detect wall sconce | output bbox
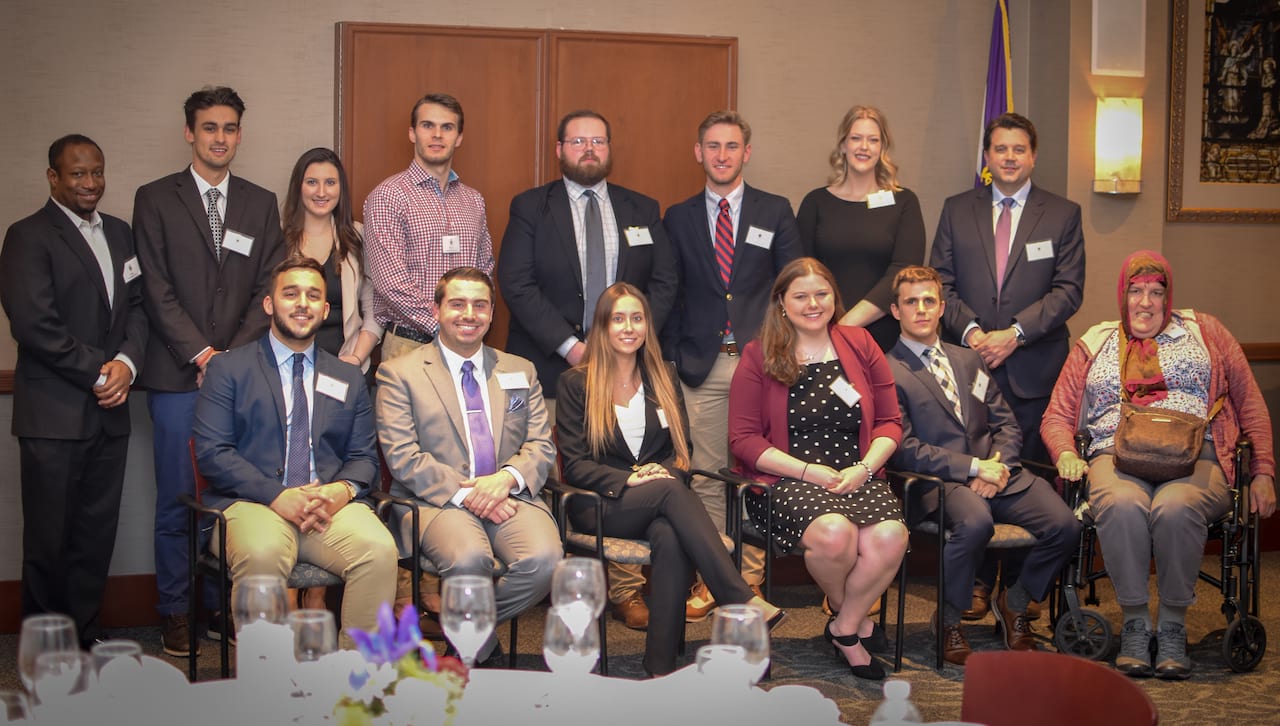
[1094,97,1142,194]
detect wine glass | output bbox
[234,574,289,632]
[0,691,32,722]
[440,575,496,668]
[287,609,337,662]
[551,557,605,621]
[17,614,77,695]
[696,643,748,679]
[32,651,94,705]
[91,639,143,674]
[711,603,770,686]
[542,604,600,675]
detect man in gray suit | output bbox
[376,267,561,661]
[887,266,1076,666]
[133,86,285,655]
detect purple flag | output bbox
[975,0,1013,187]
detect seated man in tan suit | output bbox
[376,267,561,662]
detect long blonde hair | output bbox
[759,258,846,387]
[579,283,689,470]
[826,105,902,191]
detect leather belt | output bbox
[387,322,434,344]
[720,342,739,356]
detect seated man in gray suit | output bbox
[376,266,561,662]
[886,265,1077,666]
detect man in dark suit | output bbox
[887,265,1077,665]
[497,109,678,405]
[376,267,561,663]
[133,86,285,655]
[193,257,395,648]
[1,135,149,648]
[929,112,1083,616]
[662,110,802,621]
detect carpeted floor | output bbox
[1,554,1275,724]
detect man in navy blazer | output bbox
[193,257,395,648]
[1,135,149,647]
[887,266,1076,665]
[497,109,678,404]
[661,111,802,620]
[133,86,286,655]
[929,113,1084,465]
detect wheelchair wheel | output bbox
[1053,608,1112,660]
[1224,615,1266,672]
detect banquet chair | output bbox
[960,650,1158,726]
[372,460,519,669]
[178,438,344,681]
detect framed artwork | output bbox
[1168,0,1280,223]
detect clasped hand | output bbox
[804,463,870,495]
[969,452,1010,499]
[270,481,350,534]
[627,463,671,487]
[462,471,518,523]
[967,328,1019,369]
[93,360,131,409]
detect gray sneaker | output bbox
[1115,619,1153,678]
[1154,622,1192,680]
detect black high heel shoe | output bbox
[824,620,886,681]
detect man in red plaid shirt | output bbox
[364,93,495,363]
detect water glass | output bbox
[696,643,749,681]
[17,614,77,695]
[551,557,606,619]
[0,691,31,722]
[542,603,600,675]
[91,639,143,674]
[711,603,770,685]
[32,651,94,705]
[287,609,338,662]
[440,575,496,668]
[234,574,289,632]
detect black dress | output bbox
[746,359,903,554]
[313,255,345,357]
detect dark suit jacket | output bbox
[133,169,285,392]
[1,200,148,439]
[661,185,802,387]
[496,179,678,394]
[555,364,691,499]
[192,335,377,512]
[888,340,1034,518]
[929,184,1084,399]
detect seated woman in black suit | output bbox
[555,282,784,677]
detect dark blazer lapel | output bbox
[104,219,132,318]
[223,176,250,240]
[175,171,218,261]
[1007,186,1047,277]
[547,182,584,292]
[727,186,761,289]
[44,202,111,309]
[688,194,720,291]
[256,337,289,447]
[611,188,635,281]
[947,346,980,437]
[423,343,467,445]
[310,353,338,449]
[969,188,999,288]
[895,341,962,426]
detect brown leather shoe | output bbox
[685,581,716,622]
[961,585,991,621]
[613,592,650,630]
[991,590,1037,651]
[1026,599,1043,621]
[931,612,972,666]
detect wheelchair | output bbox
[1050,433,1266,672]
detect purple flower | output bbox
[349,602,429,667]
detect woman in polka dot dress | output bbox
[729,257,908,680]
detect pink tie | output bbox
[994,197,1015,295]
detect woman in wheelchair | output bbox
[1042,250,1275,680]
[555,283,785,677]
[728,258,908,681]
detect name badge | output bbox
[441,234,461,254]
[222,229,255,257]
[744,226,774,249]
[1025,239,1054,261]
[656,408,669,429]
[1165,326,1187,341]
[316,373,349,402]
[971,370,990,400]
[122,256,142,283]
[866,190,896,209]
[624,226,654,247]
[829,376,862,408]
[496,371,530,390]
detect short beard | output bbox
[560,154,612,187]
[271,308,320,344]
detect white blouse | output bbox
[614,385,647,459]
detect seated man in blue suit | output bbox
[886,265,1077,665]
[194,256,396,648]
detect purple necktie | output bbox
[994,197,1015,295]
[286,353,310,487]
[461,361,497,477]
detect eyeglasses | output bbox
[562,137,610,149]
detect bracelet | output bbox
[801,463,809,481]
[852,461,873,480]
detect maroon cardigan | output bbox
[729,324,902,483]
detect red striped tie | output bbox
[714,198,734,335]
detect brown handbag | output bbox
[1113,397,1224,483]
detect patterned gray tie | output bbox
[582,189,605,332]
[926,347,964,423]
[206,188,224,261]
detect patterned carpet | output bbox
[1,554,1274,724]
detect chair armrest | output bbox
[886,469,946,529]
[543,478,603,544]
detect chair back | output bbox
[188,437,209,499]
[960,650,1158,726]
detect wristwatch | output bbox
[342,481,359,500]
